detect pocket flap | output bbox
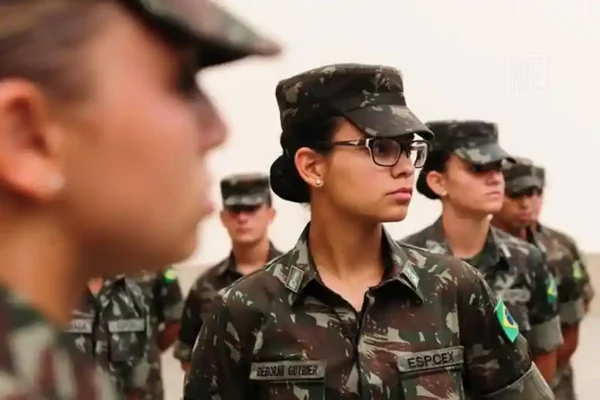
[398,346,464,373]
[250,360,326,381]
[107,318,145,333]
[68,319,93,334]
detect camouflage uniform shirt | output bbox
[402,219,563,355]
[129,268,184,400]
[173,244,282,363]
[183,224,554,399]
[66,277,151,398]
[0,284,118,399]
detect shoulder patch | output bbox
[164,268,178,282]
[546,277,558,303]
[495,301,519,343]
[573,261,584,281]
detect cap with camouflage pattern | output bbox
[425,120,515,165]
[275,63,433,140]
[503,156,543,194]
[128,0,280,68]
[533,165,546,188]
[220,173,271,207]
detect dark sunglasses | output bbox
[225,204,262,214]
[506,187,543,199]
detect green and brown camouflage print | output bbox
[130,268,184,400]
[173,245,282,363]
[67,277,151,398]
[0,284,118,400]
[220,173,272,207]
[275,64,433,140]
[424,120,515,165]
[183,224,553,399]
[402,219,563,356]
[503,157,544,195]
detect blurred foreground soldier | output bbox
[183,64,553,399]
[174,173,282,371]
[0,0,279,398]
[67,276,151,400]
[402,120,562,384]
[130,268,183,400]
[492,156,586,399]
[532,164,593,400]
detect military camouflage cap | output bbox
[127,0,280,68]
[503,156,543,194]
[275,63,433,140]
[425,120,515,165]
[220,173,271,207]
[533,165,546,188]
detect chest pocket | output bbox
[107,317,146,363]
[67,318,94,355]
[397,346,466,400]
[249,360,326,400]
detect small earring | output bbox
[315,178,322,187]
[48,173,65,192]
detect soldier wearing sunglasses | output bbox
[402,120,562,386]
[184,65,553,400]
[174,173,282,372]
[493,159,591,400]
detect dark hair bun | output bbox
[269,155,310,203]
[416,170,440,200]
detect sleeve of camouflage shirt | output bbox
[524,248,563,354]
[153,268,184,327]
[128,287,154,393]
[182,290,252,400]
[174,280,205,363]
[571,243,595,305]
[458,262,554,399]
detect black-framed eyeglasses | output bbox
[326,138,429,168]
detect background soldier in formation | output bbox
[492,156,586,399]
[183,64,553,399]
[401,120,562,383]
[174,173,282,372]
[130,268,183,400]
[0,0,279,398]
[67,276,151,399]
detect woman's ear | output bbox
[294,147,326,189]
[426,170,447,197]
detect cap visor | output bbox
[507,176,543,193]
[454,142,516,165]
[344,105,434,140]
[141,0,281,68]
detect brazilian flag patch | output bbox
[164,268,178,283]
[546,277,558,303]
[573,261,583,281]
[495,301,519,343]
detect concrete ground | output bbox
[163,254,600,399]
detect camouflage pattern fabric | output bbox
[0,284,118,399]
[220,173,271,207]
[183,224,554,399]
[129,268,184,400]
[275,63,433,140]
[503,156,544,194]
[173,244,282,363]
[402,219,563,356]
[127,0,280,68]
[66,277,151,397]
[424,120,515,165]
[533,165,546,188]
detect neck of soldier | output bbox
[232,236,271,275]
[0,209,87,327]
[308,201,384,282]
[441,205,490,259]
[491,216,527,239]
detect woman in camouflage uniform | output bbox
[0,0,279,398]
[184,64,553,400]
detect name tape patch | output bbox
[250,360,326,381]
[107,318,145,333]
[398,346,464,373]
[68,319,93,334]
